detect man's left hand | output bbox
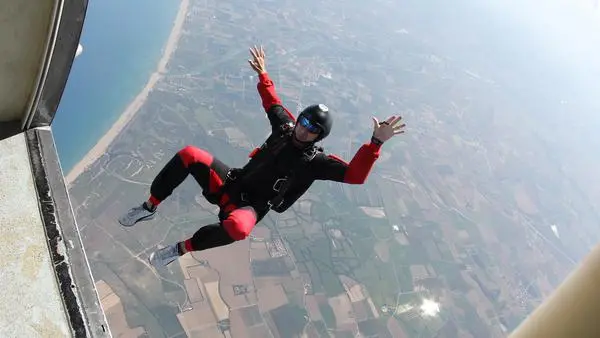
[248,45,267,75]
[371,115,406,144]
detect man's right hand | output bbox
[248,45,267,75]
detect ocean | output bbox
[52,0,180,173]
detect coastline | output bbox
[64,0,189,186]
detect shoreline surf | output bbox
[65,0,189,186]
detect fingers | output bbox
[384,115,401,126]
[375,115,403,127]
[393,121,406,135]
[250,46,259,59]
[382,115,401,126]
[393,123,406,131]
[248,60,260,73]
[249,45,266,60]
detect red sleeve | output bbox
[257,73,295,121]
[313,141,382,184]
[257,72,282,112]
[341,142,381,184]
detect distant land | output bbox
[68,0,600,337]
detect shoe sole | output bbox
[119,213,155,227]
[148,251,176,268]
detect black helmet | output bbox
[298,104,333,142]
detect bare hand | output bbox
[248,45,267,74]
[371,115,406,143]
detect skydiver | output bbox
[118,45,406,267]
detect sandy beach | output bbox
[65,0,189,185]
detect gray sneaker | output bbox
[118,202,156,226]
[149,244,180,267]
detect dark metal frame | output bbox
[25,128,110,337]
[23,0,89,129]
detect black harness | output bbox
[223,121,321,211]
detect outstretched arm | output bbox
[249,45,295,128]
[312,141,382,184]
[312,115,406,184]
[256,72,281,111]
[257,72,295,121]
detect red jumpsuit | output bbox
[147,72,383,252]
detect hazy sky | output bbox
[487,0,600,84]
[482,0,600,136]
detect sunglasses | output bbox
[298,116,322,134]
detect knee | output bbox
[222,208,257,241]
[178,145,213,167]
[223,219,251,241]
[178,145,203,157]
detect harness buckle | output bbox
[267,199,284,210]
[272,177,288,192]
[226,169,237,182]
